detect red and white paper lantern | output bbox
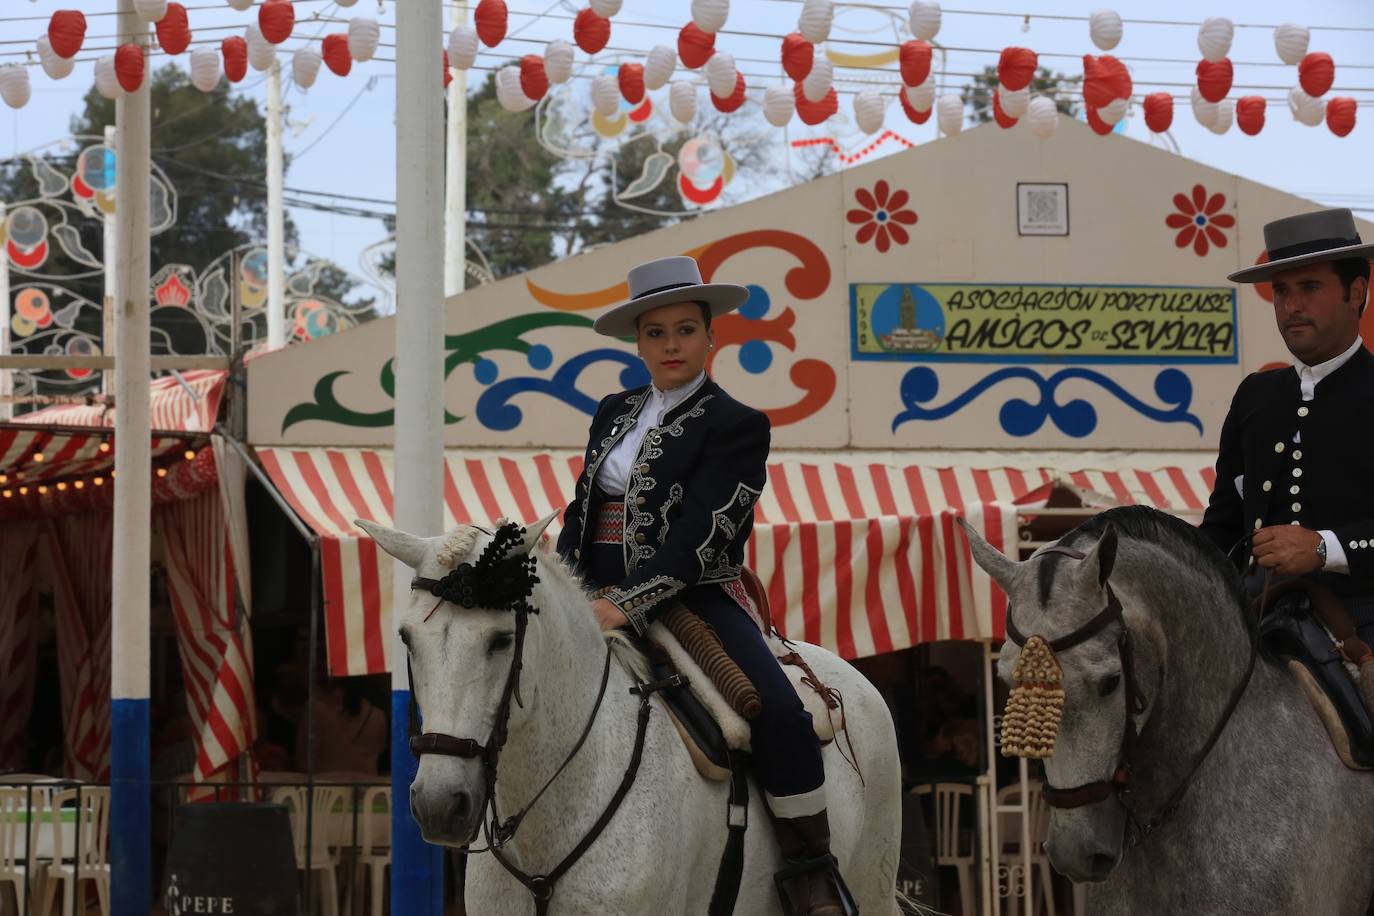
[801,56,833,103]
[905,74,935,112]
[908,0,942,41]
[782,33,813,82]
[348,18,380,62]
[799,0,834,44]
[645,44,676,90]
[936,94,963,135]
[1298,52,1334,98]
[496,65,535,112]
[763,83,794,126]
[854,89,886,134]
[448,25,479,71]
[997,85,1029,119]
[1190,86,1219,128]
[115,43,146,92]
[245,25,276,72]
[998,47,1037,92]
[134,0,167,23]
[259,0,294,45]
[618,61,644,104]
[1326,97,1356,137]
[705,52,736,98]
[0,66,31,109]
[591,73,620,117]
[48,10,87,60]
[292,46,321,89]
[189,46,221,91]
[475,0,508,48]
[544,41,574,84]
[692,0,729,34]
[221,36,248,83]
[1288,86,1324,126]
[1143,91,1173,132]
[899,39,932,87]
[589,0,622,16]
[1026,95,1058,138]
[677,22,714,69]
[669,80,697,123]
[322,33,351,76]
[1235,96,1265,135]
[1274,23,1309,66]
[1089,9,1122,51]
[37,37,75,80]
[1207,99,1234,135]
[1195,57,1233,104]
[711,71,746,113]
[95,56,122,99]
[156,3,191,55]
[575,9,611,55]
[1197,17,1233,62]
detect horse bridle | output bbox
[1005,545,1260,845]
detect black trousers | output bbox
[1243,568,1374,647]
[585,538,826,801]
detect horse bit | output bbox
[1004,544,1259,845]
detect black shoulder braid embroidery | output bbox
[415,522,539,616]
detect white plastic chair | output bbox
[271,785,348,916]
[345,786,390,916]
[0,786,47,916]
[913,783,976,916]
[31,786,110,916]
[997,783,1058,916]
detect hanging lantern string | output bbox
[0,0,343,24]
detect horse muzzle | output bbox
[1044,812,1125,883]
[410,774,486,847]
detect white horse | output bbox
[359,513,906,915]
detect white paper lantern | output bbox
[1197,17,1234,63]
[246,24,276,72]
[134,0,167,21]
[0,66,31,109]
[1190,85,1219,128]
[348,17,380,62]
[908,0,942,41]
[997,85,1029,119]
[448,25,479,71]
[853,89,886,134]
[497,65,536,112]
[544,40,574,84]
[801,56,832,103]
[589,0,622,17]
[226,0,253,10]
[1097,97,1128,125]
[669,80,697,123]
[95,56,122,100]
[1088,9,1122,51]
[336,0,359,6]
[292,46,321,88]
[1207,98,1233,134]
[692,0,729,34]
[763,83,794,127]
[37,36,75,80]
[799,0,834,45]
[705,52,736,98]
[1288,85,1324,126]
[1026,95,1058,138]
[1274,23,1309,66]
[904,75,936,112]
[592,73,621,117]
[936,93,963,135]
[190,47,221,91]
[644,44,676,90]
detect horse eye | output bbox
[487,632,515,655]
[1098,673,1122,697]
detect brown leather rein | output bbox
[1005,545,1261,845]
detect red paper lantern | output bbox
[474,0,508,48]
[899,39,932,88]
[997,46,1037,92]
[1327,96,1356,137]
[258,0,294,45]
[222,36,247,83]
[1082,55,1114,109]
[782,32,813,82]
[115,43,145,92]
[520,54,549,101]
[443,50,453,88]
[617,61,644,104]
[898,88,932,124]
[1143,92,1173,132]
[793,81,837,125]
[1101,55,1131,101]
[678,22,715,70]
[48,10,86,60]
[992,91,1018,128]
[1235,95,1265,135]
[1086,103,1114,136]
[1299,52,1335,98]
[322,34,351,76]
[155,2,191,55]
[1195,58,1232,104]
[711,71,746,113]
[574,8,610,55]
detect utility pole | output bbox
[392,2,446,913]
[110,0,152,912]
[444,1,468,297]
[266,59,285,349]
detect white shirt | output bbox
[595,371,707,496]
[1296,337,1363,573]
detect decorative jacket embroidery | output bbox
[623,393,715,571]
[695,481,762,582]
[658,483,684,545]
[605,574,686,635]
[575,390,648,556]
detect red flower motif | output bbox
[1165,184,1236,256]
[847,180,918,253]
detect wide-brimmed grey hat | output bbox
[1229,208,1374,283]
[592,256,749,337]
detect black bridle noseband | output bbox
[1005,544,1260,845]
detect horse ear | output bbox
[355,519,429,569]
[517,509,562,555]
[1086,523,1118,586]
[957,517,1021,593]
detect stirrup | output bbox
[773,853,860,916]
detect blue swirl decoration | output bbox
[475,350,651,431]
[891,367,1203,438]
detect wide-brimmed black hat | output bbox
[592,256,749,337]
[1229,208,1374,283]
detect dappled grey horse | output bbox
[965,506,1374,916]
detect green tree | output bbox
[964,65,1082,124]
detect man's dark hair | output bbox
[1332,257,1371,316]
[635,301,713,332]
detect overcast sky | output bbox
[3,0,1371,296]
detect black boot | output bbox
[771,809,857,916]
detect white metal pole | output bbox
[443,1,469,297]
[392,1,446,911]
[266,59,286,350]
[0,202,9,421]
[103,124,117,395]
[110,1,152,912]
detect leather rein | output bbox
[1005,545,1260,845]
[406,575,662,916]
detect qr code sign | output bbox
[1017,183,1068,235]
[1025,190,1059,225]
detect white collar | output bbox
[1294,336,1363,384]
[650,371,707,410]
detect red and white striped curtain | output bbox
[0,524,41,770]
[157,489,257,789]
[37,514,114,781]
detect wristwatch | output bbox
[1316,538,1328,567]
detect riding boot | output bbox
[771,809,856,916]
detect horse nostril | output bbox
[1088,853,1116,879]
[453,790,471,822]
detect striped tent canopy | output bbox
[12,369,227,433]
[255,447,1218,677]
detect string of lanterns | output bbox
[0,443,216,521]
[0,0,1363,141]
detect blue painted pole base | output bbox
[111,698,150,916]
[393,690,445,915]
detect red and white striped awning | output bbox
[12,369,227,434]
[256,447,1218,677]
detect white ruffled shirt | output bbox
[595,371,708,496]
[1297,337,1363,573]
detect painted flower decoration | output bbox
[1166,184,1236,256]
[848,180,918,253]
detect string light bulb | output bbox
[99,442,111,453]
[56,482,67,491]
[74,480,85,490]
[184,449,196,461]
[18,487,27,496]
[37,485,48,495]
[31,452,44,463]
[157,467,169,478]
[2,490,11,499]
[93,477,105,487]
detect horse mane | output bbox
[532,545,652,681]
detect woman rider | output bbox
[556,256,853,915]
